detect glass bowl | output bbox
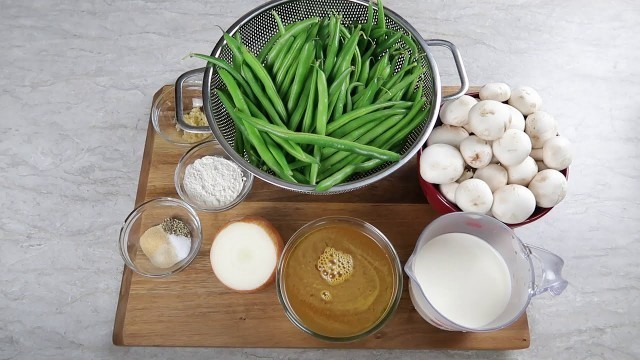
[119,197,202,277]
[174,140,253,212]
[151,76,212,146]
[276,216,403,342]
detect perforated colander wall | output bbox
[204,0,440,194]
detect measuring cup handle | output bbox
[175,67,211,133]
[525,244,568,296]
[423,39,469,102]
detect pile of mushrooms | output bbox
[420,83,572,224]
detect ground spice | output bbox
[161,218,191,238]
[177,107,210,143]
[139,218,192,269]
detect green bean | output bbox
[328,67,353,101]
[286,41,315,113]
[315,67,329,136]
[217,90,290,181]
[234,127,244,154]
[367,52,389,85]
[241,64,284,127]
[351,45,361,83]
[410,83,424,103]
[235,112,401,162]
[301,64,318,134]
[364,0,374,37]
[377,67,422,103]
[280,53,300,99]
[377,0,386,30]
[329,108,408,139]
[262,134,292,176]
[374,31,402,57]
[345,82,364,113]
[292,170,309,183]
[245,96,318,164]
[327,97,404,135]
[387,107,429,147]
[324,16,340,76]
[321,120,379,159]
[288,69,313,131]
[320,100,426,180]
[272,37,294,75]
[357,57,371,85]
[267,17,319,67]
[273,11,285,34]
[379,98,426,145]
[218,68,250,114]
[330,26,362,80]
[401,34,419,60]
[289,160,309,171]
[327,97,411,134]
[275,35,307,90]
[232,32,243,72]
[332,81,348,122]
[234,38,289,121]
[310,66,329,184]
[339,24,351,39]
[189,53,257,104]
[384,62,417,90]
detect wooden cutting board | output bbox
[112,85,530,349]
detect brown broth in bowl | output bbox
[281,223,396,338]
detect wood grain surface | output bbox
[112,85,530,349]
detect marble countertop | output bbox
[1,0,639,359]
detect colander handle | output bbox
[424,39,469,102]
[175,67,211,133]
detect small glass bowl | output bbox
[175,140,254,212]
[151,79,212,146]
[119,197,202,278]
[276,216,403,342]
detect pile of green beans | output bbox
[191,0,430,191]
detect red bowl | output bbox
[417,92,569,228]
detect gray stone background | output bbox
[1,0,638,359]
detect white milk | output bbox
[413,232,511,328]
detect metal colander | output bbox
[175,0,468,194]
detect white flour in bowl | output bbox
[183,156,245,208]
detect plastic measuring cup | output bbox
[405,212,568,332]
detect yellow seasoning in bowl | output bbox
[176,107,210,143]
[139,217,192,268]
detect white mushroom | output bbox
[440,95,478,127]
[457,167,475,183]
[474,164,508,193]
[420,144,465,184]
[528,169,568,208]
[426,125,469,148]
[492,129,532,166]
[467,100,510,141]
[491,185,537,224]
[505,104,525,131]
[439,182,459,204]
[530,148,544,161]
[506,156,538,186]
[479,83,511,102]
[508,86,542,116]
[542,136,573,170]
[455,179,494,213]
[525,111,558,148]
[459,135,493,168]
[536,160,550,171]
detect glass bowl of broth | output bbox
[276,216,403,342]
